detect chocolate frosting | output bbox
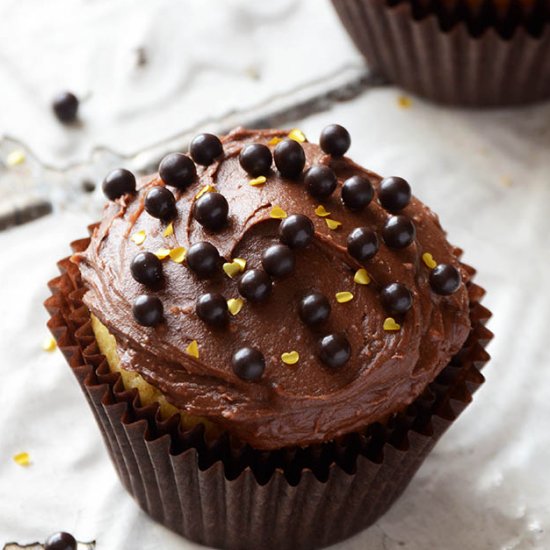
[75,128,471,450]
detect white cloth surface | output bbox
[1,88,550,549]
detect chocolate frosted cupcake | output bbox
[332,0,550,106]
[46,126,492,549]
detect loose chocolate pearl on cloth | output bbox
[347,227,379,261]
[196,292,229,326]
[144,186,177,221]
[44,532,77,550]
[318,333,351,368]
[238,269,272,302]
[190,133,224,166]
[298,292,331,326]
[159,153,196,190]
[52,91,79,123]
[232,347,265,381]
[131,252,163,286]
[239,143,273,176]
[193,192,229,231]
[382,215,416,249]
[430,264,461,295]
[274,139,306,179]
[378,177,412,211]
[132,295,163,326]
[341,175,374,211]
[319,124,351,157]
[279,214,314,249]
[102,168,136,200]
[380,283,413,315]
[186,242,221,277]
[261,244,295,278]
[305,165,338,200]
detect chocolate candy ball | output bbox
[429,264,461,295]
[44,532,77,550]
[341,175,374,211]
[193,192,229,231]
[144,186,177,221]
[196,293,229,326]
[305,165,338,200]
[186,242,220,277]
[159,153,196,190]
[232,347,265,381]
[238,269,272,302]
[131,252,163,286]
[382,215,416,249]
[190,133,223,166]
[378,176,412,212]
[102,168,136,200]
[319,124,351,157]
[274,139,306,179]
[380,283,413,315]
[279,214,314,249]
[239,143,272,177]
[298,292,331,326]
[133,295,163,326]
[347,227,379,261]
[261,244,295,278]
[52,91,79,124]
[318,333,351,368]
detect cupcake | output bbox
[332,0,550,106]
[46,126,492,549]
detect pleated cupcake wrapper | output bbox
[45,234,492,550]
[331,0,550,106]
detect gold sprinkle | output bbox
[397,95,412,109]
[155,248,171,260]
[249,175,267,187]
[42,336,57,352]
[234,258,247,271]
[325,218,342,230]
[13,452,30,467]
[288,128,307,143]
[354,268,371,285]
[227,298,244,316]
[384,317,401,331]
[422,252,437,269]
[169,247,186,263]
[270,205,287,219]
[268,136,283,146]
[185,340,199,359]
[223,259,246,278]
[281,351,299,365]
[6,150,26,166]
[130,230,146,245]
[336,291,354,303]
[163,222,174,237]
[195,184,216,199]
[314,205,331,218]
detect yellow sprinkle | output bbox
[195,184,216,199]
[336,291,354,303]
[6,150,26,166]
[130,230,146,245]
[223,259,246,278]
[325,218,342,230]
[281,351,299,365]
[354,268,371,285]
[422,252,437,269]
[384,317,401,331]
[42,336,57,352]
[227,298,244,316]
[163,222,174,237]
[249,176,267,187]
[234,258,247,271]
[314,205,331,218]
[268,136,283,146]
[270,205,287,219]
[13,452,30,467]
[155,248,171,260]
[185,340,199,359]
[288,128,307,143]
[169,247,187,263]
[397,95,413,109]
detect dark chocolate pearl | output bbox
[102,168,136,200]
[382,215,416,249]
[44,532,77,550]
[196,293,229,326]
[190,133,223,166]
[186,242,220,277]
[298,292,331,326]
[131,252,163,286]
[133,295,163,326]
[318,333,351,368]
[380,283,413,315]
[193,192,229,231]
[279,214,314,249]
[261,244,295,278]
[159,153,196,190]
[232,347,265,381]
[52,91,79,124]
[305,165,338,200]
[429,264,461,295]
[238,269,272,302]
[347,227,379,262]
[144,186,177,221]
[378,176,412,212]
[274,139,306,179]
[319,124,351,157]
[239,143,273,177]
[341,175,374,211]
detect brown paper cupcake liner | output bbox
[331,0,550,106]
[45,234,492,550]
